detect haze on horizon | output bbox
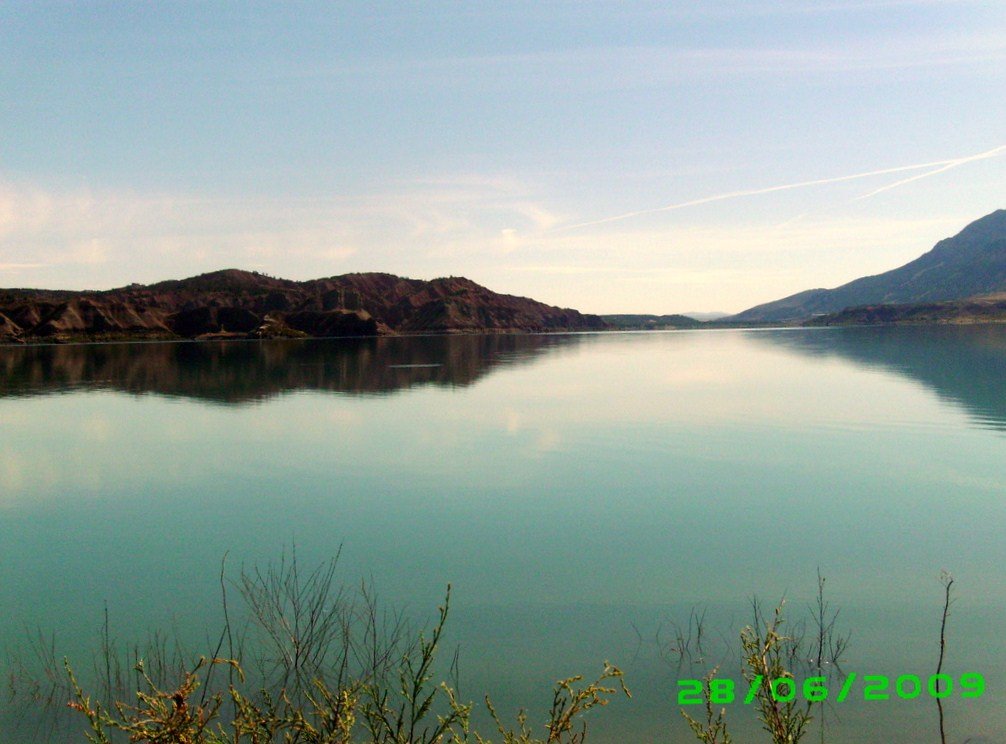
[1,1,1004,315]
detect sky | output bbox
[0,1,1004,314]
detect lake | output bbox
[1,326,1004,743]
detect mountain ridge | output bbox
[0,270,607,343]
[731,209,1006,322]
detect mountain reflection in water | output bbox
[745,325,1006,432]
[2,327,1006,434]
[0,334,591,404]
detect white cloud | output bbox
[0,173,563,287]
[491,213,973,313]
[67,238,111,265]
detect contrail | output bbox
[555,145,1006,232]
[855,144,1006,200]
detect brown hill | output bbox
[0,269,606,343]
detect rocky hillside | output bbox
[731,209,1006,323]
[0,270,606,343]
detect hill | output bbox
[0,270,606,343]
[807,293,1006,326]
[730,209,1006,323]
[601,314,704,330]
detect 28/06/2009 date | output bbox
[678,673,985,705]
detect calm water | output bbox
[1,327,1005,743]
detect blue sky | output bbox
[1,1,1004,313]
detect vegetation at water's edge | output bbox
[4,556,956,743]
[7,552,630,744]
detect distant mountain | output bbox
[601,313,704,330]
[681,311,730,321]
[730,210,1006,323]
[0,270,606,343]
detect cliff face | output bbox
[0,270,606,343]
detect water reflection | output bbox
[3,326,1006,743]
[0,334,591,404]
[746,326,1006,432]
[3,327,1006,435]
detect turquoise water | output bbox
[1,327,1004,742]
